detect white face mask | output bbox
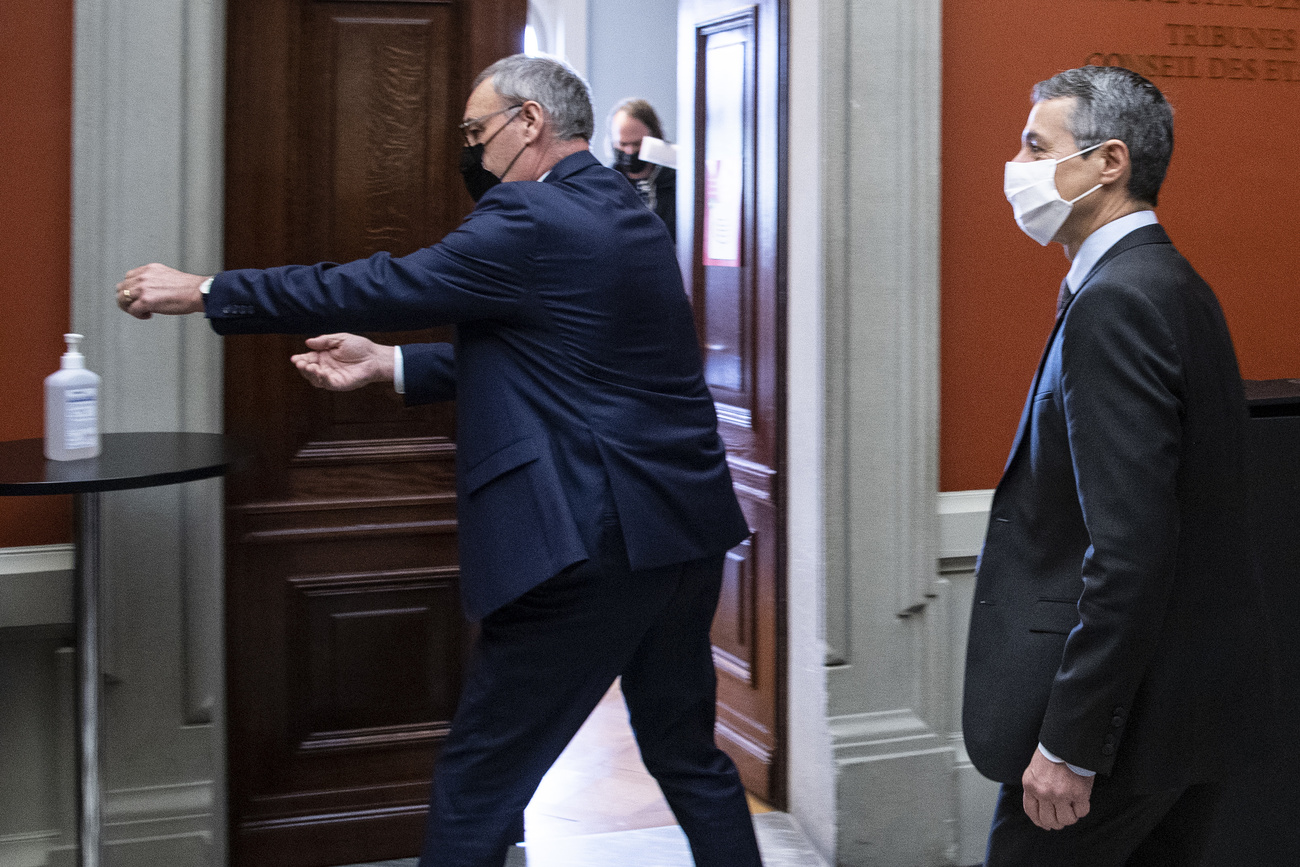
[1004,143,1104,245]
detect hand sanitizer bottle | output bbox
[44,333,102,461]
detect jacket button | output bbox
[1112,716,1124,727]
[1104,734,1116,746]
[1102,744,1116,756]
[1113,707,1125,716]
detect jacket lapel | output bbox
[1001,293,1070,474]
[997,224,1171,478]
[1074,223,1171,293]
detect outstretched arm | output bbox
[291,333,395,392]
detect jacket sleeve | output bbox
[1037,279,1185,775]
[204,187,539,335]
[401,342,456,405]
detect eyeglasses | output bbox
[458,104,524,146]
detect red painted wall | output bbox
[0,0,74,545]
[942,0,1300,490]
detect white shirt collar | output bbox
[1065,210,1159,294]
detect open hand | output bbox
[291,333,395,392]
[1021,748,1094,831]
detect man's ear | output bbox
[1097,138,1131,188]
[518,100,546,143]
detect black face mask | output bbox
[459,108,524,202]
[613,148,647,176]
[460,143,499,202]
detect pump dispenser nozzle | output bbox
[61,333,86,369]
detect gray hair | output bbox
[1033,65,1174,207]
[474,54,594,141]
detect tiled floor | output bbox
[340,681,826,866]
[353,814,821,867]
[524,680,685,839]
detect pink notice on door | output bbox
[703,36,745,268]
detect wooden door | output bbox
[679,0,787,806]
[222,2,523,864]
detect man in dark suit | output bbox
[115,54,762,867]
[963,65,1272,865]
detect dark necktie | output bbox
[1056,278,1073,321]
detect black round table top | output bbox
[0,432,239,496]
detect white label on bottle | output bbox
[64,387,98,450]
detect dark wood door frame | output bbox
[679,0,788,807]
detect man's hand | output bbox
[116,264,208,319]
[1021,748,1094,831]
[291,333,395,392]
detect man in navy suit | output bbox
[116,54,762,867]
[963,66,1272,865]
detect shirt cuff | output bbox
[1038,743,1096,777]
[198,276,214,294]
[393,345,405,394]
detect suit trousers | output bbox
[417,516,762,867]
[985,777,1223,867]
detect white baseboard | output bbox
[831,709,957,866]
[13,783,218,867]
[0,544,75,629]
[0,830,62,867]
[0,544,75,576]
[937,490,992,560]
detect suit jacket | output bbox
[619,166,675,243]
[206,150,750,618]
[653,167,676,244]
[962,224,1271,793]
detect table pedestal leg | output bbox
[74,492,102,867]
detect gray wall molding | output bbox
[0,545,74,630]
[822,0,942,660]
[42,782,217,867]
[58,0,229,863]
[793,0,950,862]
[0,831,63,867]
[938,489,993,561]
[0,545,76,576]
[829,708,948,764]
[785,0,835,860]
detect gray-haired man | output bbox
[117,54,762,867]
[962,65,1272,865]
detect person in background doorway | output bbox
[609,97,676,243]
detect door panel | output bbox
[223,2,524,864]
[680,0,787,805]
